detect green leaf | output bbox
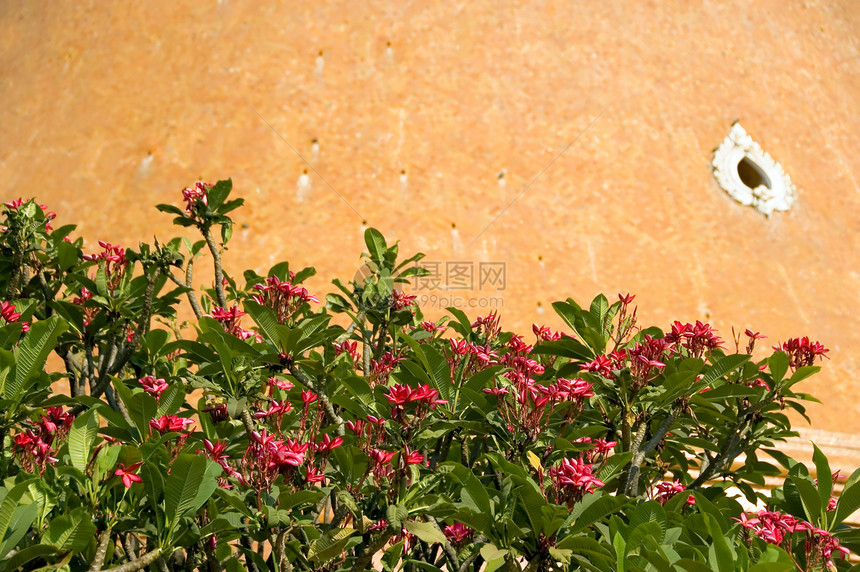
[68,409,99,473]
[364,228,387,262]
[0,503,38,561]
[41,507,96,552]
[479,543,509,562]
[157,384,185,417]
[628,501,666,540]
[675,559,715,572]
[386,504,408,530]
[156,203,186,216]
[811,443,832,520]
[569,493,628,534]
[768,352,789,385]
[1,544,57,571]
[7,316,66,400]
[789,476,822,524]
[404,521,446,545]
[626,520,663,555]
[207,178,233,208]
[590,294,609,325]
[164,454,221,543]
[702,353,750,386]
[833,473,860,527]
[308,528,356,566]
[556,536,613,563]
[702,513,734,572]
[0,479,36,549]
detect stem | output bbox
[88,528,113,572]
[287,363,345,437]
[623,408,681,496]
[427,517,459,571]
[457,537,487,572]
[167,267,203,319]
[362,326,371,379]
[202,226,226,308]
[239,536,260,572]
[37,271,54,317]
[202,539,220,572]
[504,553,520,572]
[102,548,162,572]
[240,409,256,436]
[350,529,394,572]
[6,250,21,299]
[275,528,292,572]
[123,534,139,561]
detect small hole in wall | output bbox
[737,156,772,190]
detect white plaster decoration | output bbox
[712,123,797,216]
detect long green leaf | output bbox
[0,503,38,560]
[41,507,96,552]
[834,476,860,528]
[309,528,356,566]
[364,228,387,262]
[68,410,99,473]
[164,454,220,543]
[1,543,57,571]
[7,316,66,400]
[0,479,36,547]
[702,353,749,386]
[811,443,832,523]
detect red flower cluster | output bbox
[369,351,404,386]
[734,510,848,567]
[82,241,128,287]
[626,336,673,390]
[773,337,829,370]
[210,305,261,342]
[572,436,617,463]
[203,402,229,424]
[347,415,387,452]
[443,521,473,544]
[417,321,446,335]
[549,457,604,507]
[3,198,56,231]
[390,289,417,311]
[139,375,168,400]
[149,414,194,435]
[253,400,292,431]
[743,329,767,354]
[333,340,361,365]
[40,407,74,443]
[471,311,501,341]
[202,439,244,487]
[0,300,28,332]
[12,430,57,475]
[532,323,563,342]
[252,274,319,324]
[649,480,695,506]
[665,321,723,359]
[114,462,143,488]
[12,408,72,475]
[386,383,446,425]
[243,430,311,491]
[182,181,210,216]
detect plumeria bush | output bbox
[0,180,856,572]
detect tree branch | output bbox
[202,226,226,308]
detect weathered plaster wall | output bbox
[1,1,858,441]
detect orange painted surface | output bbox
[1,1,858,439]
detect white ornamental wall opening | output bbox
[712,123,797,216]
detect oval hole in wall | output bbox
[737,156,772,190]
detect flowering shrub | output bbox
[0,180,855,572]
